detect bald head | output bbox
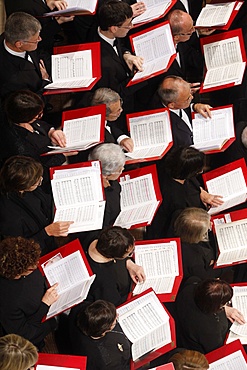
[166,9,194,43]
[158,76,192,108]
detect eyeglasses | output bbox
[175,26,195,36]
[21,35,42,44]
[117,20,133,29]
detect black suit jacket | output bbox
[0,34,50,100]
[4,0,61,53]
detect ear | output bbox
[167,102,175,109]
[15,40,23,49]
[173,35,180,44]
[109,25,118,35]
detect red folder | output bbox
[132,0,177,28]
[149,364,175,370]
[132,238,183,302]
[206,339,247,365]
[125,108,173,164]
[195,1,243,30]
[200,29,246,93]
[38,239,94,320]
[42,0,98,17]
[117,164,162,229]
[43,42,101,95]
[191,104,235,154]
[127,21,176,87]
[36,352,87,369]
[117,288,176,370]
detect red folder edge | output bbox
[117,288,176,370]
[199,28,246,93]
[43,42,101,95]
[127,21,176,87]
[132,238,183,302]
[36,352,87,369]
[206,339,247,364]
[125,108,173,164]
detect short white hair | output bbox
[89,143,125,175]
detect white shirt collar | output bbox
[98,28,115,47]
[4,40,26,58]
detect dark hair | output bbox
[96,226,134,259]
[164,147,205,180]
[4,90,44,124]
[0,237,41,280]
[5,12,41,45]
[98,1,133,30]
[0,334,38,370]
[77,300,116,337]
[194,279,233,314]
[0,156,43,194]
[170,349,209,370]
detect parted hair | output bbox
[77,300,116,337]
[4,90,44,124]
[5,12,41,45]
[170,349,209,370]
[0,237,41,280]
[89,143,125,176]
[174,208,211,243]
[91,88,121,116]
[98,0,133,30]
[96,226,134,259]
[164,146,205,180]
[194,279,233,314]
[0,156,43,194]
[0,334,38,370]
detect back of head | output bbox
[158,76,188,106]
[174,207,210,243]
[91,88,121,116]
[96,226,134,258]
[98,0,133,30]
[164,146,205,180]
[77,300,116,337]
[0,334,38,370]
[166,9,190,35]
[170,349,209,370]
[194,278,233,314]
[4,90,44,124]
[5,12,41,45]
[0,155,43,194]
[0,236,41,280]
[240,122,247,148]
[89,143,125,176]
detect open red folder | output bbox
[200,28,246,93]
[36,352,87,369]
[206,340,247,367]
[125,108,173,164]
[127,21,176,87]
[132,0,177,28]
[44,105,106,155]
[117,288,176,369]
[195,1,243,30]
[39,239,95,320]
[132,238,183,302]
[43,42,101,95]
[191,104,235,154]
[114,164,162,229]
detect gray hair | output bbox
[241,125,247,148]
[91,88,121,116]
[5,12,41,45]
[89,143,125,175]
[158,76,185,105]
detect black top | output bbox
[175,277,229,354]
[0,269,56,347]
[0,189,56,254]
[86,254,132,306]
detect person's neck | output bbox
[99,29,115,40]
[5,40,22,53]
[174,178,185,184]
[88,240,114,263]
[17,123,34,132]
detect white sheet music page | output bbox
[133,0,172,24]
[203,35,245,89]
[215,219,247,265]
[206,167,247,215]
[192,106,234,151]
[117,290,171,361]
[196,2,236,27]
[114,173,159,228]
[229,286,247,339]
[125,110,172,159]
[131,23,175,82]
[46,50,95,89]
[208,349,247,369]
[133,241,179,295]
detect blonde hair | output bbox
[0,334,38,370]
[170,350,209,370]
[174,207,210,243]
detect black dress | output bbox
[0,269,56,348]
